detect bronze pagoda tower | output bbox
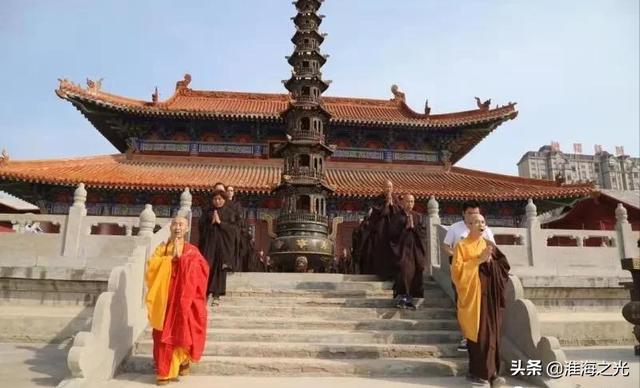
[269,0,335,271]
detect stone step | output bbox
[120,355,466,377]
[140,328,461,345]
[206,316,460,331]
[226,281,441,292]
[228,281,395,292]
[0,305,93,342]
[227,273,384,284]
[208,305,456,320]
[226,289,396,298]
[216,296,453,308]
[0,277,106,306]
[0,291,100,306]
[134,340,466,359]
[0,277,106,293]
[225,273,437,291]
[538,311,636,346]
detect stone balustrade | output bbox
[0,183,171,269]
[56,188,192,388]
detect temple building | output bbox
[0,0,594,255]
[0,76,594,254]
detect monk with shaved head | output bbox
[388,194,426,310]
[451,213,510,386]
[145,216,209,385]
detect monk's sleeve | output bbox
[491,248,511,308]
[198,213,209,249]
[187,252,210,361]
[145,244,172,330]
[451,243,479,290]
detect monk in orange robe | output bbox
[451,213,509,386]
[145,216,209,385]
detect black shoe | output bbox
[404,301,417,310]
[457,338,468,352]
[395,300,407,309]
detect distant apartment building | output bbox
[517,145,640,191]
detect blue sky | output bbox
[0,0,637,175]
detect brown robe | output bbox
[227,199,252,272]
[467,248,510,380]
[368,195,401,280]
[389,209,426,298]
[198,204,240,297]
[351,222,364,274]
[354,216,375,274]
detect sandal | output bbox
[179,362,190,376]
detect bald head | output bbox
[170,216,189,239]
[402,194,415,211]
[466,213,486,237]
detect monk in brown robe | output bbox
[367,180,401,280]
[351,219,364,274]
[198,189,240,304]
[390,194,426,310]
[226,185,252,272]
[451,213,509,386]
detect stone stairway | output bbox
[120,273,467,377]
[0,267,108,342]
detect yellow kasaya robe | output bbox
[450,236,486,343]
[145,241,209,380]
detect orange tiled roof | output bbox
[56,79,518,129]
[0,154,593,201]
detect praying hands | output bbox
[212,210,222,225]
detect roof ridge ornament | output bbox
[424,99,431,115]
[151,87,159,104]
[474,96,491,111]
[390,84,406,102]
[86,78,103,94]
[0,149,9,165]
[175,73,192,91]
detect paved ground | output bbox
[98,375,529,388]
[558,346,639,388]
[1,341,638,388]
[0,341,71,388]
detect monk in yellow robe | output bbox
[146,216,209,385]
[451,213,510,386]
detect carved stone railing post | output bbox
[524,199,541,267]
[62,183,87,258]
[62,215,172,387]
[616,203,637,260]
[177,187,193,240]
[138,204,156,238]
[426,196,441,273]
[501,274,568,386]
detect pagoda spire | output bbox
[269,0,336,271]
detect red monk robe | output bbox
[145,241,209,382]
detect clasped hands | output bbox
[479,240,495,263]
[171,238,184,260]
[211,210,222,224]
[405,214,414,229]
